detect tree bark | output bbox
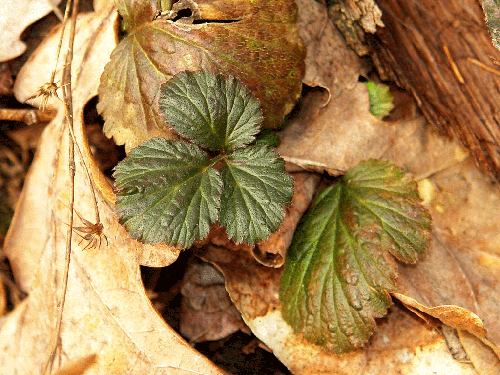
[368,0,500,180]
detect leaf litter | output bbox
[1,1,223,373]
[1,0,500,374]
[97,0,305,150]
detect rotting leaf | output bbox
[97,0,305,150]
[280,159,432,353]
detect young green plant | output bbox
[114,70,294,248]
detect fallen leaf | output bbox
[296,0,364,98]
[459,330,500,375]
[97,0,305,150]
[180,261,246,343]
[278,83,465,178]
[209,80,500,371]
[0,0,61,62]
[2,0,224,373]
[278,84,405,175]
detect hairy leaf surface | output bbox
[280,160,432,353]
[114,138,223,248]
[219,145,294,244]
[160,70,262,152]
[97,0,305,149]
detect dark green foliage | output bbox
[280,160,432,353]
[114,71,293,248]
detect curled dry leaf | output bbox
[278,84,404,175]
[296,0,364,99]
[97,0,305,150]
[0,0,61,62]
[2,0,224,373]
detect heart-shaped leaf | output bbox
[280,159,432,353]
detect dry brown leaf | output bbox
[2,1,224,373]
[180,261,246,343]
[459,330,500,375]
[52,354,97,375]
[296,0,364,98]
[0,0,61,62]
[278,84,407,175]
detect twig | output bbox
[0,108,56,125]
[467,57,500,78]
[42,0,79,373]
[443,44,464,84]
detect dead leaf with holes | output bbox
[1,0,224,373]
[97,0,305,150]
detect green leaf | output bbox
[114,138,223,248]
[253,129,281,148]
[364,81,394,119]
[97,0,305,150]
[280,159,431,353]
[219,145,294,244]
[160,71,262,152]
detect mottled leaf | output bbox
[97,0,305,150]
[160,71,262,152]
[280,159,432,353]
[219,145,294,244]
[114,138,223,248]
